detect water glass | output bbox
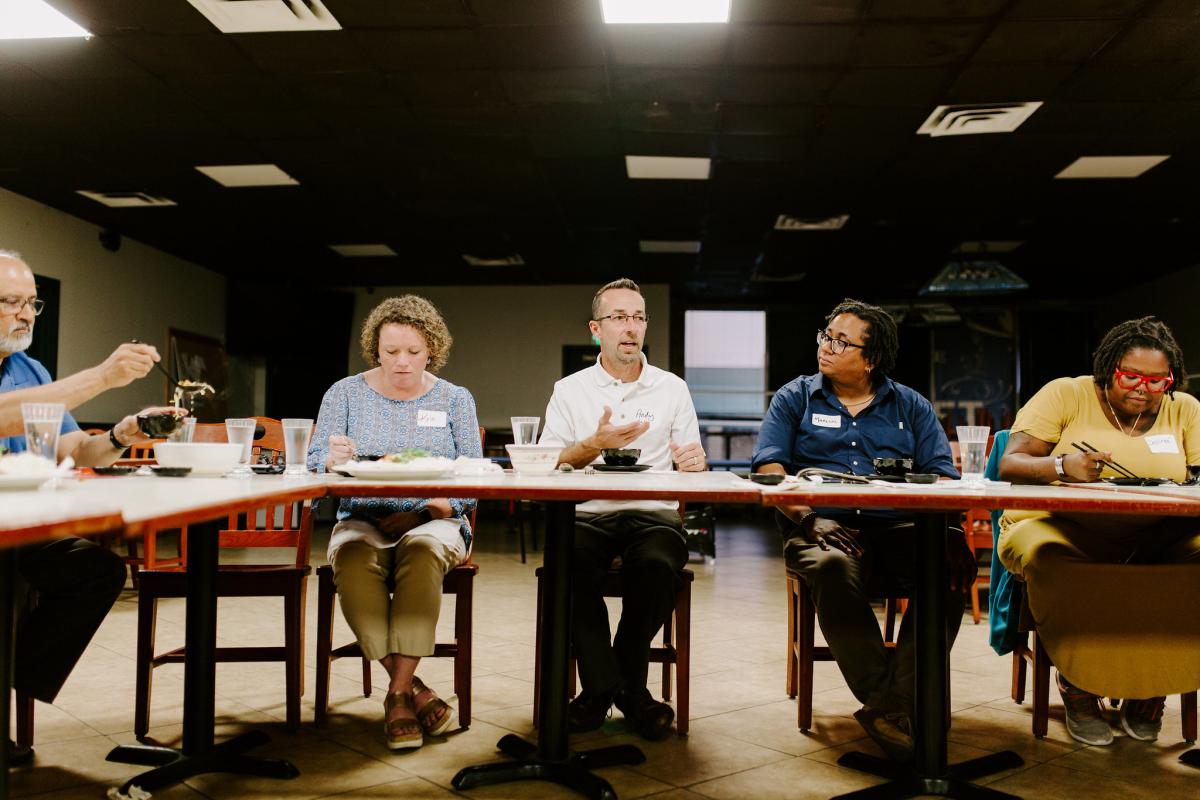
[225,418,256,474]
[956,425,990,485]
[22,402,64,463]
[282,418,313,476]
[511,416,540,445]
[167,417,197,443]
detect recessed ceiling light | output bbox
[462,253,525,267]
[602,0,730,24]
[640,240,701,253]
[195,164,299,187]
[330,244,396,257]
[186,0,340,33]
[76,190,177,208]
[917,102,1042,137]
[1054,155,1169,179]
[0,0,90,40]
[774,214,849,231]
[625,156,711,180]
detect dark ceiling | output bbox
[2,0,1200,301]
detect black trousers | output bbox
[571,510,689,697]
[780,513,965,717]
[14,537,126,703]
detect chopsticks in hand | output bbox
[1071,441,1138,480]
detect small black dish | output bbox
[601,448,641,467]
[1102,476,1171,487]
[748,473,784,486]
[150,466,191,477]
[872,457,913,478]
[905,473,940,484]
[869,474,905,483]
[93,465,136,477]
[137,412,184,438]
[593,464,651,473]
[250,463,285,475]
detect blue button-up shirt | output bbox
[752,373,956,523]
[0,352,81,453]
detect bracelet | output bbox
[108,428,127,451]
[1053,454,1067,481]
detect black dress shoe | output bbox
[615,688,674,741]
[7,740,33,767]
[567,691,613,733]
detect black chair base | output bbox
[451,733,644,800]
[1182,749,1200,768]
[107,731,298,796]
[833,750,1024,799]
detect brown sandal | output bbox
[412,676,456,737]
[383,691,423,750]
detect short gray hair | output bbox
[590,278,642,320]
[0,249,25,263]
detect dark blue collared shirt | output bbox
[0,352,81,453]
[752,373,956,523]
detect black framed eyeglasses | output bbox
[816,329,864,355]
[0,296,45,316]
[594,313,649,325]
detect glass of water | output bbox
[511,416,540,445]
[225,418,256,474]
[21,402,64,463]
[956,426,991,485]
[167,417,197,443]
[282,418,313,476]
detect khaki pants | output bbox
[331,518,468,660]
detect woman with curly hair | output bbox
[308,295,480,749]
[999,316,1200,746]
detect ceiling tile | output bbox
[610,67,720,103]
[607,24,729,67]
[500,68,610,104]
[480,25,607,68]
[730,24,856,66]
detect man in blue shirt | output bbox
[752,299,975,762]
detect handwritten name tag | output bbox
[1144,434,1179,454]
[812,413,842,429]
[417,410,448,428]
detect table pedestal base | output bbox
[452,734,644,800]
[107,732,298,796]
[834,750,1023,799]
[1181,749,1200,768]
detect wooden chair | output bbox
[786,569,904,730]
[134,497,314,735]
[961,508,992,624]
[1009,580,1197,742]
[531,566,694,736]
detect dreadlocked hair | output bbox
[1092,316,1186,398]
[826,298,899,383]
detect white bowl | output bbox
[154,442,245,475]
[505,444,562,475]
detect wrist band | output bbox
[1053,454,1067,480]
[109,428,126,451]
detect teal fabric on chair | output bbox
[986,430,1018,655]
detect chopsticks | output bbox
[1071,441,1138,479]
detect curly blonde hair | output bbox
[360,295,453,372]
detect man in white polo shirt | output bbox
[539,278,707,741]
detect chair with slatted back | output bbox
[313,427,485,729]
[134,496,314,735]
[962,508,992,624]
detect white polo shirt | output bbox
[540,353,701,514]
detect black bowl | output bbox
[601,448,641,467]
[137,412,184,438]
[93,465,136,476]
[872,457,913,477]
[150,466,191,477]
[905,473,939,484]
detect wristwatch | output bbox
[109,428,127,451]
[1053,454,1067,481]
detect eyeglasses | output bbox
[816,330,865,355]
[1113,367,1174,393]
[0,296,44,316]
[594,313,649,326]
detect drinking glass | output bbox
[167,417,197,443]
[22,402,64,463]
[511,416,540,445]
[956,426,990,485]
[225,418,256,474]
[282,418,313,476]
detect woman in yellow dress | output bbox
[999,316,1200,746]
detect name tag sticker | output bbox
[417,410,448,428]
[1144,434,1179,454]
[812,413,842,429]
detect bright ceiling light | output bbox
[640,240,701,253]
[625,156,711,180]
[0,0,90,40]
[330,244,396,257]
[601,0,730,24]
[195,164,299,187]
[1054,155,1169,179]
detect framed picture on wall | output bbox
[167,328,228,421]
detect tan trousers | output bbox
[998,510,1200,698]
[331,519,468,661]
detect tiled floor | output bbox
[9,508,1199,799]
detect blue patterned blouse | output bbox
[307,374,481,547]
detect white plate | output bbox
[338,462,455,481]
[0,473,51,490]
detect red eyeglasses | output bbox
[1113,368,1174,393]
